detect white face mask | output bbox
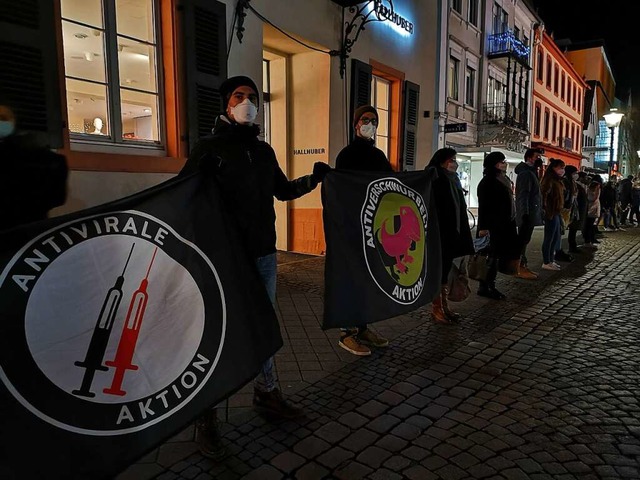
[0,120,15,139]
[359,123,376,139]
[230,98,258,125]
[572,173,579,181]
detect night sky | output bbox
[531,0,639,105]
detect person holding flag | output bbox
[333,105,392,356]
[425,148,475,323]
[181,75,331,457]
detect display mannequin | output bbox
[91,117,105,135]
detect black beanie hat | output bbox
[483,151,506,170]
[564,165,578,175]
[219,75,259,109]
[353,105,378,126]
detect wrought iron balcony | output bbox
[482,103,529,132]
[487,30,530,66]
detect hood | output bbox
[514,161,535,175]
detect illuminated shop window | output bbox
[61,0,162,145]
[371,75,391,158]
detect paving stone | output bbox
[334,461,374,480]
[403,465,439,480]
[293,436,331,459]
[375,434,408,453]
[355,446,392,468]
[314,421,351,443]
[269,451,306,473]
[368,415,402,434]
[340,429,380,452]
[369,468,403,480]
[338,412,369,429]
[384,455,412,471]
[239,464,282,480]
[316,446,354,469]
[389,422,422,441]
[294,462,329,480]
[357,400,388,418]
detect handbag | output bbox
[468,251,489,282]
[447,256,471,302]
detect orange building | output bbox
[530,28,588,168]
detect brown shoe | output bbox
[339,335,372,355]
[515,264,538,280]
[357,328,389,347]
[441,285,462,322]
[431,293,451,324]
[253,388,304,419]
[195,410,226,460]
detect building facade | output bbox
[439,0,540,207]
[530,29,587,169]
[562,41,617,173]
[1,0,441,254]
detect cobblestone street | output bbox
[119,228,640,480]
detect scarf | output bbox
[441,167,463,233]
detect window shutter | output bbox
[182,0,227,152]
[0,0,63,148]
[349,59,372,141]
[401,81,420,171]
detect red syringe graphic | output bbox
[103,247,158,396]
[72,243,135,398]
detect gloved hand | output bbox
[312,162,332,182]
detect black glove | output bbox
[312,162,332,182]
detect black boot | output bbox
[195,409,226,460]
[253,388,304,419]
[477,258,505,300]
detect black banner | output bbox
[321,170,441,330]
[0,173,282,479]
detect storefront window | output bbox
[371,75,390,158]
[61,0,162,145]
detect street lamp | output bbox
[603,108,624,177]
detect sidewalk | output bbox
[117,227,640,480]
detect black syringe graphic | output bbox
[104,247,158,396]
[72,243,135,398]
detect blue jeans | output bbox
[542,215,561,264]
[254,253,278,393]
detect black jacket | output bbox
[429,166,474,259]
[0,133,68,231]
[514,161,543,226]
[477,174,520,259]
[618,178,632,205]
[180,116,317,258]
[335,137,393,172]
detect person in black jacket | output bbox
[426,148,474,323]
[334,105,391,356]
[618,175,634,225]
[181,76,331,458]
[476,152,520,299]
[0,104,68,231]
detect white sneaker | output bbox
[552,262,562,269]
[604,227,614,232]
[542,263,561,271]
[618,227,626,231]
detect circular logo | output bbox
[361,178,428,304]
[0,211,225,435]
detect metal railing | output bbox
[487,30,530,65]
[482,103,528,131]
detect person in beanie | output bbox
[425,148,475,323]
[514,148,543,279]
[476,151,520,299]
[0,103,68,231]
[540,159,566,270]
[334,105,391,355]
[181,75,331,458]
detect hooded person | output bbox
[180,75,331,457]
[332,104,392,356]
[514,148,543,279]
[476,152,520,300]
